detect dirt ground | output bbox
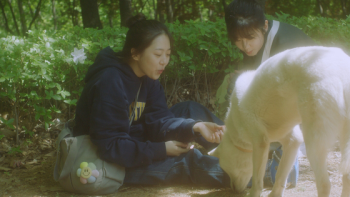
[0,146,344,197]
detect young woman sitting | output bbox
[73,13,229,187]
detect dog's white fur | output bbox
[210,46,350,197]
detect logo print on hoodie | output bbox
[129,102,145,121]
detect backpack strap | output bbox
[55,122,72,149]
[54,123,82,181]
[261,20,280,63]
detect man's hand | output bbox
[193,122,225,143]
[165,141,191,156]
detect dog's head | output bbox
[209,132,253,193]
[208,70,257,192]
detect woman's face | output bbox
[234,20,268,57]
[132,34,171,80]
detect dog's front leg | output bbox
[269,126,303,197]
[249,133,270,197]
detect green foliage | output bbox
[0,26,128,128]
[0,0,82,36]
[8,146,22,155]
[1,0,349,39]
[22,126,34,137]
[0,118,15,129]
[265,0,350,19]
[265,0,317,17]
[0,135,4,140]
[166,18,242,81]
[1,16,350,127]
[22,139,33,147]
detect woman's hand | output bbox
[193,122,225,143]
[165,141,191,156]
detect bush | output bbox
[0,15,349,134]
[267,12,350,54]
[0,26,128,131]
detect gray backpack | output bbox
[54,83,142,194]
[53,122,125,195]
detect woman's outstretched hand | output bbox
[193,122,225,143]
[165,141,191,156]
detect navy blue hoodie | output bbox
[73,47,198,168]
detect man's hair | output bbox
[225,0,266,42]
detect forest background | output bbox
[0,0,349,165]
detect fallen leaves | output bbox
[9,159,24,168]
[39,138,53,150]
[0,166,11,171]
[26,159,38,165]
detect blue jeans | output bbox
[124,101,299,187]
[124,101,229,187]
[124,148,230,187]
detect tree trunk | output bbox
[70,0,76,26]
[191,0,197,19]
[198,6,202,21]
[172,0,179,21]
[27,0,34,17]
[7,0,20,35]
[137,0,145,12]
[109,13,113,27]
[119,0,132,27]
[0,0,13,34]
[220,0,226,11]
[107,2,114,28]
[52,0,57,30]
[341,0,347,18]
[209,8,213,20]
[316,0,324,16]
[28,0,42,30]
[180,0,183,19]
[27,0,38,29]
[17,0,27,36]
[157,0,165,23]
[13,84,19,145]
[165,0,173,23]
[80,0,102,29]
[153,0,157,19]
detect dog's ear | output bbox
[208,145,220,158]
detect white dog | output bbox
[210,46,350,197]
